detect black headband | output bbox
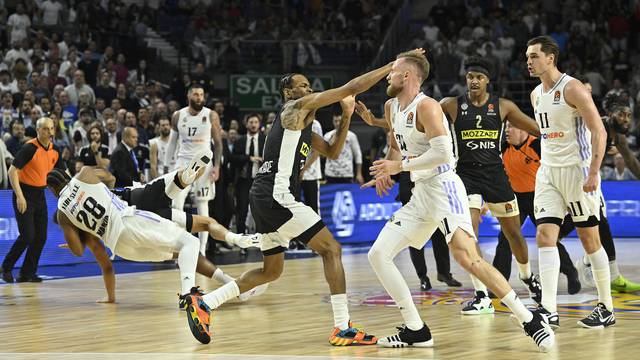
[466,65,490,78]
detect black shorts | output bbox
[457,163,516,204]
[249,191,324,256]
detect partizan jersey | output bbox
[252,109,313,197]
[57,178,133,251]
[453,93,504,166]
[391,92,454,182]
[533,74,591,167]
[176,106,212,160]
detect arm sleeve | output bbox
[401,135,453,172]
[350,133,362,164]
[12,143,38,169]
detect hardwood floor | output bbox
[1,240,639,360]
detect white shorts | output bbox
[534,165,601,225]
[113,210,189,262]
[383,171,475,249]
[176,157,216,201]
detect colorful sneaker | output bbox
[611,275,640,293]
[182,286,213,344]
[577,303,615,329]
[461,291,495,315]
[179,287,205,310]
[521,274,542,305]
[238,283,269,301]
[329,321,377,346]
[181,149,213,185]
[377,324,433,348]
[523,311,555,352]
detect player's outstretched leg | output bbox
[449,228,555,352]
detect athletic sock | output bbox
[176,233,199,295]
[470,274,488,296]
[502,290,533,323]
[588,247,614,311]
[397,297,423,331]
[516,261,532,280]
[609,260,620,280]
[202,281,240,309]
[212,268,235,284]
[539,247,560,312]
[330,294,350,331]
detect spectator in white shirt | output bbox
[323,114,363,184]
[64,69,95,106]
[40,0,64,27]
[7,5,31,45]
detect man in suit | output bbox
[110,126,142,187]
[230,114,265,234]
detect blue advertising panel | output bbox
[320,181,640,244]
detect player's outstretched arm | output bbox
[564,79,607,192]
[85,235,116,303]
[355,100,390,130]
[310,96,356,159]
[164,111,180,171]
[500,98,541,137]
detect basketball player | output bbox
[149,116,175,180]
[47,156,213,343]
[526,36,614,328]
[558,93,640,293]
[165,84,222,255]
[440,56,543,314]
[181,53,421,346]
[363,51,554,351]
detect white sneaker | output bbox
[238,283,269,301]
[234,233,262,249]
[460,291,495,315]
[575,256,595,288]
[181,149,213,185]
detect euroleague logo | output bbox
[330,289,640,320]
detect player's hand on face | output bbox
[355,101,374,125]
[370,159,402,178]
[339,95,356,116]
[583,173,599,193]
[90,141,100,152]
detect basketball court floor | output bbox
[1,238,639,360]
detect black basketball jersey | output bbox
[251,109,313,198]
[453,94,504,166]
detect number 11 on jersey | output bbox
[537,112,550,129]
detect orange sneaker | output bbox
[329,321,378,346]
[181,287,213,344]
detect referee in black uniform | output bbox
[1,117,64,283]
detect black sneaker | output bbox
[523,311,555,352]
[577,303,615,329]
[16,274,43,283]
[377,324,433,348]
[1,267,14,283]
[534,305,559,329]
[521,274,542,305]
[437,273,462,287]
[419,276,431,291]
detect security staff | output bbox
[1,117,65,283]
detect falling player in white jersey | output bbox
[149,115,176,180]
[526,36,614,329]
[49,155,213,343]
[165,84,223,255]
[363,51,554,351]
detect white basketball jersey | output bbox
[176,106,212,160]
[534,74,591,167]
[391,92,454,182]
[150,137,175,175]
[57,178,133,251]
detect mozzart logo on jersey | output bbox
[461,129,499,139]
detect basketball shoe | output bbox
[577,303,615,329]
[377,324,433,348]
[182,286,213,344]
[329,321,378,346]
[533,305,559,329]
[238,283,269,301]
[523,311,555,352]
[461,291,495,315]
[611,275,640,293]
[181,149,213,185]
[179,287,205,310]
[234,233,263,249]
[521,274,542,304]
